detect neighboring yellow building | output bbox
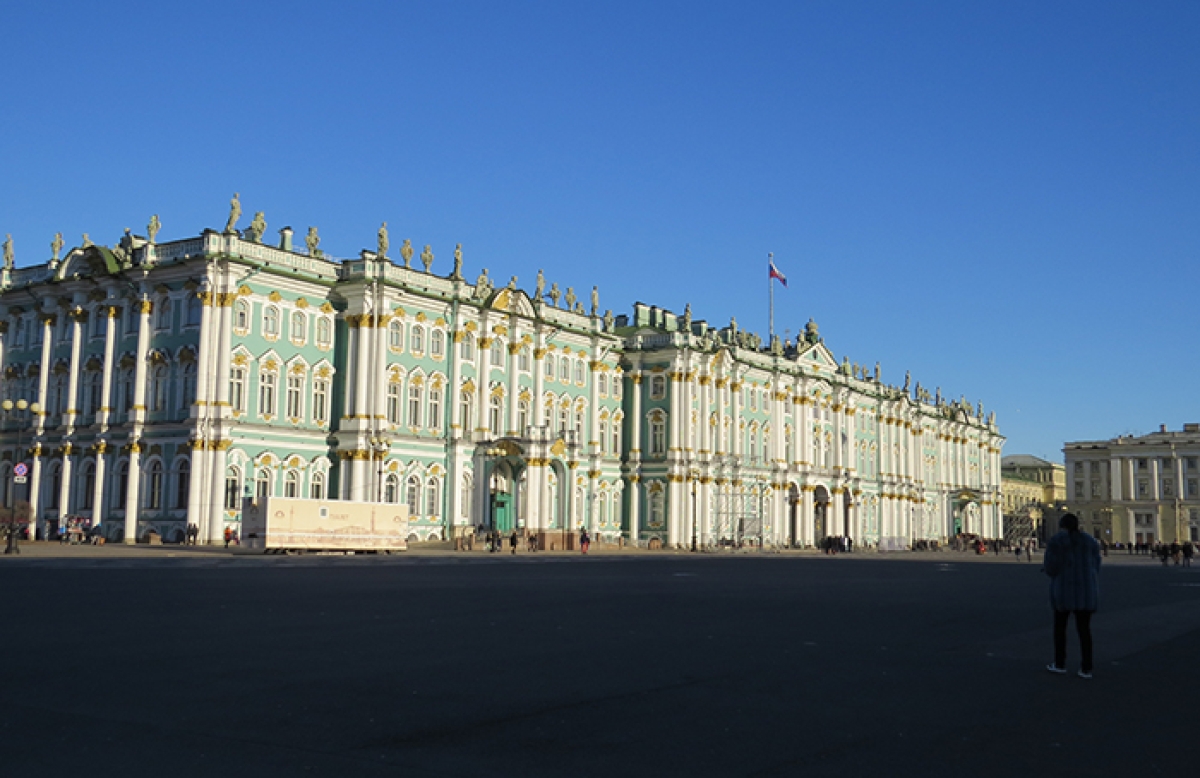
[1001,455,1066,542]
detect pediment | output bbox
[488,288,536,318]
[55,246,121,281]
[797,342,838,371]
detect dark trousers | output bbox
[1053,610,1094,673]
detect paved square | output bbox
[2,551,1197,776]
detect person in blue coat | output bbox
[1042,513,1102,678]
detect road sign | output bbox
[13,476,27,484]
[13,463,28,477]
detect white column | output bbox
[35,314,53,434]
[63,311,84,429]
[206,296,233,545]
[29,451,44,534]
[508,338,522,436]
[475,329,492,438]
[187,441,208,539]
[131,300,152,422]
[192,292,215,408]
[91,445,108,528]
[353,315,370,419]
[208,445,227,543]
[123,444,142,544]
[97,306,118,428]
[57,446,73,521]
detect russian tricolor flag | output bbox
[769,259,787,287]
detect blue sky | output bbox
[2,1,1197,461]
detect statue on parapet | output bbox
[682,303,692,331]
[306,227,322,257]
[420,244,434,272]
[82,233,93,248]
[147,215,161,244]
[246,212,267,243]
[591,286,599,317]
[400,239,413,267]
[377,222,389,260]
[474,268,492,299]
[2,234,13,270]
[224,193,241,234]
[51,233,64,264]
[451,243,463,279]
[603,309,614,331]
[565,287,577,310]
[535,269,545,299]
[549,283,561,306]
[904,371,911,393]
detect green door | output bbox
[492,493,513,533]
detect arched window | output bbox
[612,418,621,454]
[427,386,442,429]
[599,419,609,455]
[185,294,202,326]
[650,375,666,399]
[286,374,304,419]
[255,468,271,501]
[517,400,530,435]
[425,478,439,517]
[388,320,403,351]
[116,461,129,509]
[387,383,402,425]
[431,330,445,358]
[575,410,584,438]
[614,378,623,400]
[406,476,421,516]
[598,373,608,396]
[224,467,241,509]
[559,358,570,382]
[149,364,168,412]
[460,474,472,519]
[459,391,473,431]
[309,471,326,500]
[86,371,103,415]
[263,306,280,337]
[316,317,332,348]
[545,355,555,380]
[290,311,306,343]
[284,470,299,498]
[649,488,665,527]
[489,394,503,436]
[410,325,425,354]
[176,459,190,509]
[230,366,247,414]
[558,407,569,434]
[490,339,503,367]
[47,462,61,510]
[460,334,475,360]
[234,300,250,332]
[518,346,530,372]
[574,360,584,384]
[384,473,399,503]
[147,460,163,510]
[649,414,666,456]
[81,462,96,511]
[156,298,172,331]
[180,363,197,410]
[258,369,277,417]
[392,373,417,423]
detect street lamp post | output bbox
[369,435,392,503]
[2,398,41,555]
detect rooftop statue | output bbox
[306,226,322,257]
[451,243,464,279]
[730,316,738,334]
[147,215,161,244]
[377,221,389,260]
[603,309,614,331]
[421,244,434,272]
[936,387,942,405]
[81,233,93,248]
[474,268,492,299]
[51,232,64,263]
[842,356,851,375]
[874,362,880,381]
[247,212,267,244]
[549,282,561,306]
[591,286,599,317]
[904,371,911,392]
[224,192,241,234]
[507,275,517,290]
[805,318,819,343]
[400,238,414,268]
[682,303,692,331]
[535,269,545,299]
[2,234,13,270]
[565,287,577,309]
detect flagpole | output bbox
[768,252,774,344]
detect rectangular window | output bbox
[408,385,421,426]
[286,376,303,419]
[313,380,329,424]
[259,372,277,417]
[230,368,247,413]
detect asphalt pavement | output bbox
[2,546,1196,777]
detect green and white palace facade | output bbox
[0,218,1004,548]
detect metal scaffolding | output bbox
[709,456,768,549]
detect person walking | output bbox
[509,530,518,555]
[1042,513,1101,679]
[579,527,590,555]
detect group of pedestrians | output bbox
[819,536,853,554]
[1152,541,1194,566]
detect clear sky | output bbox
[2,1,1197,461]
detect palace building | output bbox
[0,211,1004,547]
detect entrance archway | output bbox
[813,485,831,541]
